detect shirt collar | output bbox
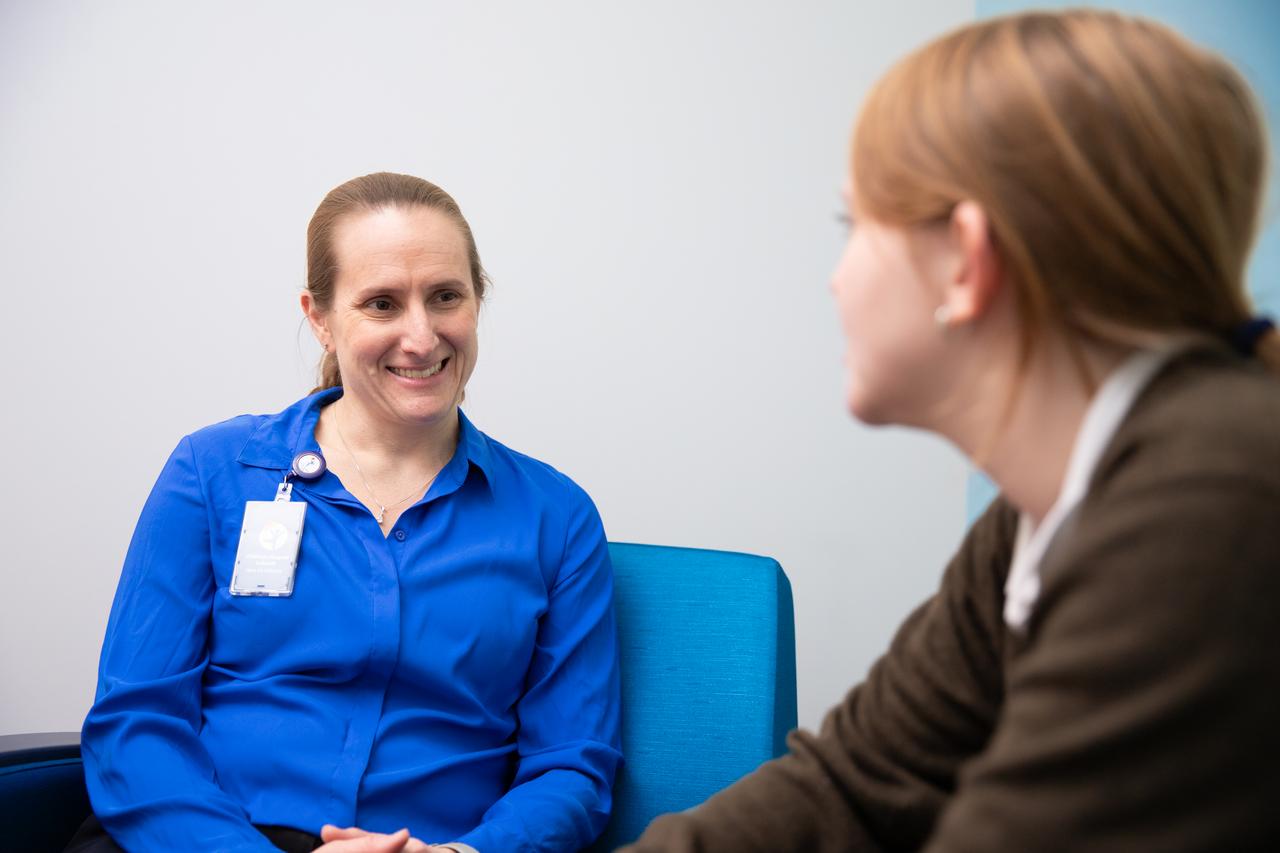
[433,407,494,495]
[1002,340,1194,632]
[235,389,494,491]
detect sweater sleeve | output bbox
[925,462,1280,851]
[621,499,1017,853]
[81,437,277,853]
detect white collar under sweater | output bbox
[1003,343,1189,632]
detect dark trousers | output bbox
[65,813,323,853]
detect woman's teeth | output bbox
[390,361,445,379]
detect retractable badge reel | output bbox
[229,452,327,597]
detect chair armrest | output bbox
[0,731,82,768]
[0,731,89,853]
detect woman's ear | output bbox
[300,291,332,352]
[940,201,1003,326]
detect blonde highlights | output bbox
[852,10,1277,374]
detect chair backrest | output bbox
[589,542,797,851]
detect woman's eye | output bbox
[368,298,394,312]
[435,290,460,305]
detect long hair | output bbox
[852,10,1278,378]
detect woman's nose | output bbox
[401,305,439,353]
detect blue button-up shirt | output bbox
[82,389,622,852]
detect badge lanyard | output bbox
[229,452,327,597]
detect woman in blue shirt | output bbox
[71,172,623,853]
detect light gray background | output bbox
[0,0,974,735]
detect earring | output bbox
[934,305,953,328]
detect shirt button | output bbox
[393,529,407,541]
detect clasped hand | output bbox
[317,823,455,852]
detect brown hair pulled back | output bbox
[852,10,1279,376]
[306,172,489,391]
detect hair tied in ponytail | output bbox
[1230,316,1276,356]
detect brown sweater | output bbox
[623,346,1280,852]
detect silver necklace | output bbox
[332,407,437,526]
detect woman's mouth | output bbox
[388,359,447,379]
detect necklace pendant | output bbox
[375,506,386,524]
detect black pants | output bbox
[65,813,323,853]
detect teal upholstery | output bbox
[590,543,797,850]
[0,543,796,851]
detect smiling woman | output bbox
[71,173,622,853]
[307,205,479,424]
[303,173,488,396]
[302,198,483,533]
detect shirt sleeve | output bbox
[454,482,623,853]
[620,499,1018,853]
[81,437,277,853]
[924,469,1280,851]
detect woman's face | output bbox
[830,190,952,427]
[305,205,479,431]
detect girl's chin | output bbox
[845,384,891,426]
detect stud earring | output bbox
[934,305,953,328]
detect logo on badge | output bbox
[259,521,290,551]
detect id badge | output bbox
[229,499,306,596]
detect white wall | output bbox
[0,0,973,736]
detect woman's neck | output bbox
[323,396,459,478]
[944,337,1131,525]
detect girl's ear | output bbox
[940,200,1003,326]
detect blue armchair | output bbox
[0,542,797,851]
[591,542,796,849]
